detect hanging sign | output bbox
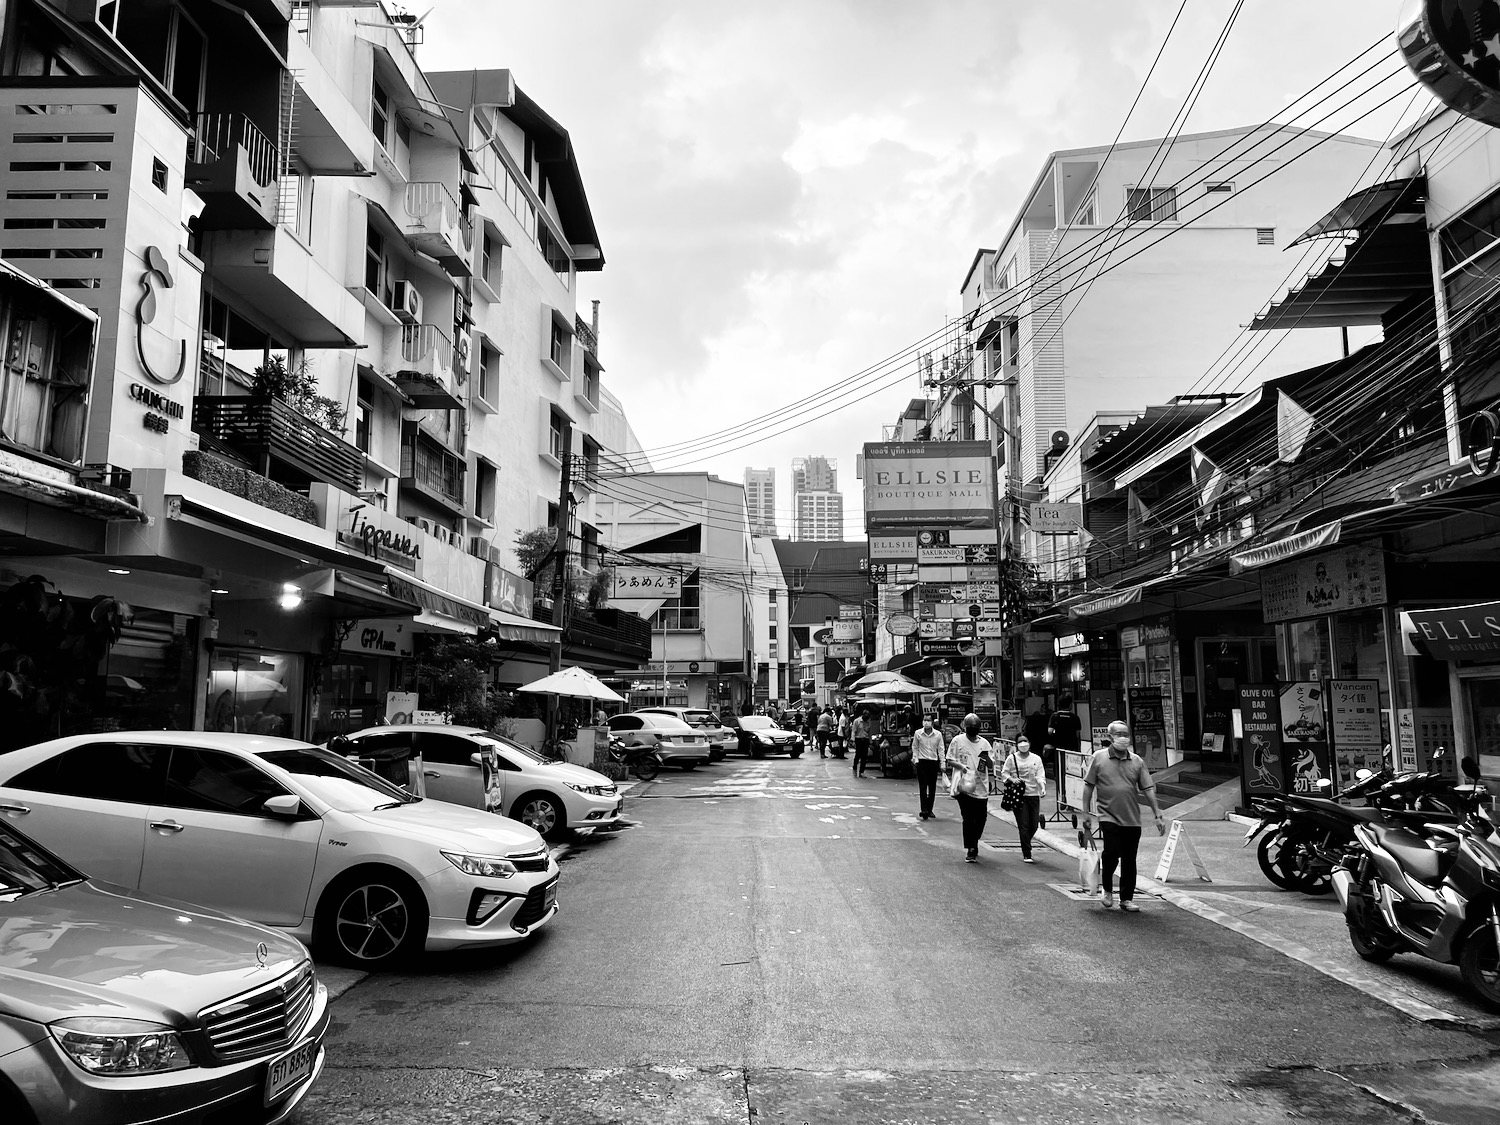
[1399,1,1500,128]
[1028,502,1083,533]
[610,567,682,600]
[885,613,919,636]
[1279,681,1331,794]
[1328,678,1384,789]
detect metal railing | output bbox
[192,114,280,188]
[192,396,361,489]
[403,181,459,230]
[400,322,453,368]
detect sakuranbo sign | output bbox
[862,441,993,529]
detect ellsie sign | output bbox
[862,441,993,529]
[1400,1,1500,127]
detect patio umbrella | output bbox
[849,669,912,691]
[516,665,626,703]
[855,678,927,696]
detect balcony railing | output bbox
[402,182,468,274]
[399,322,453,372]
[400,437,465,510]
[192,396,362,490]
[192,113,280,188]
[532,603,653,661]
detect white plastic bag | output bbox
[1078,841,1101,894]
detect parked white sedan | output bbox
[335,725,624,841]
[0,732,560,969]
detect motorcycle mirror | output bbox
[1462,756,1481,780]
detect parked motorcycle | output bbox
[607,735,662,781]
[1245,747,1464,894]
[1333,757,1500,1011]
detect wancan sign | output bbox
[862,441,993,529]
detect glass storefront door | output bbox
[206,648,302,737]
[1197,637,1277,759]
[1462,673,1500,780]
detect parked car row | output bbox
[0,730,563,1123]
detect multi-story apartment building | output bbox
[959,126,1388,484]
[743,466,776,536]
[790,454,842,540]
[748,535,789,706]
[0,2,645,748]
[792,454,836,494]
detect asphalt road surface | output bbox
[294,756,1499,1124]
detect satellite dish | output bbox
[1049,430,1071,453]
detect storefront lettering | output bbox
[341,504,421,568]
[134,246,186,385]
[129,382,185,419]
[1417,614,1500,642]
[360,627,399,652]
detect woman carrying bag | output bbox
[945,714,994,863]
[1001,736,1047,863]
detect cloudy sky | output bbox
[421,0,1424,536]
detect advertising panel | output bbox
[831,620,862,641]
[1127,686,1167,770]
[1239,685,1286,801]
[610,567,682,600]
[1259,545,1388,624]
[863,441,994,528]
[1328,678,1384,787]
[869,535,917,560]
[1028,502,1083,534]
[1279,681,1332,794]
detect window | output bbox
[474,458,497,523]
[161,747,291,815]
[1074,190,1097,226]
[371,79,391,149]
[537,222,570,284]
[150,156,167,191]
[1126,186,1177,222]
[414,732,481,766]
[395,115,411,151]
[10,743,163,803]
[548,410,566,461]
[480,232,500,286]
[581,523,600,569]
[652,570,701,631]
[354,394,372,453]
[549,319,567,369]
[608,716,642,731]
[1205,181,1234,195]
[365,224,393,309]
[478,342,498,404]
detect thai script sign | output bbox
[862,441,993,529]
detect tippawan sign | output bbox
[862,441,993,529]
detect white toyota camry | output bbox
[0,732,561,969]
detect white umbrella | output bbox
[855,678,927,696]
[516,666,626,703]
[849,669,912,691]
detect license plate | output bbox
[543,881,558,912]
[265,1041,315,1103]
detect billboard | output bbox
[862,441,993,529]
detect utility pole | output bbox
[549,423,574,682]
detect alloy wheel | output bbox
[334,883,410,963]
[521,796,560,837]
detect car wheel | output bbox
[515,792,567,841]
[789,749,803,758]
[316,868,428,970]
[680,762,698,771]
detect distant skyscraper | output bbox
[791,456,842,541]
[744,467,777,536]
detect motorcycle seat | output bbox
[1369,825,1451,885]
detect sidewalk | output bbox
[987,802,1500,1031]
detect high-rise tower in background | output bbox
[744,468,778,536]
[791,456,842,541]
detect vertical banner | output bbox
[1090,688,1121,751]
[1128,686,1168,770]
[1279,681,1331,794]
[1397,707,1417,772]
[1238,685,1286,803]
[1328,679,1384,787]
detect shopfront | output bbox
[1399,600,1500,779]
[1121,618,1184,769]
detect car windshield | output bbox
[0,822,81,899]
[260,747,416,812]
[739,717,775,731]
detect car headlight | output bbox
[442,851,518,879]
[757,734,775,743]
[50,1018,193,1075]
[565,782,611,796]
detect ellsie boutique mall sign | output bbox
[1401,1,1500,127]
[861,441,993,527]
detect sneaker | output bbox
[965,852,978,863]
[1023,856,1035,864]
[1101,891,1115,908]
[1120,901,1141,913]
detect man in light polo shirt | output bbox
[1082,720,1166,912]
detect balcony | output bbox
[192,396,363,490]
[532,603,653,665]
[188,114,280,229]
[387,323,463,409]
[200,226,362,347]
[400,434,465,514]
[402,182,470,276]
[287,32,375,176]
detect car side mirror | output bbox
[1462,757,1481,780]
[262,794,303,819]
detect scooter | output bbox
[1332,757,1500,1012]
[1245,747,1465,894]
[606,735,662,781]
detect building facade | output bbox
[743,466,776,536]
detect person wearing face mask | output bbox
[1001,736,1047,862]
[910,712,945,819]
[945,713,994,863]
[1081,720,1166,911]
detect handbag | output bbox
[998,752,1026,811]
[1078,831,1101,894]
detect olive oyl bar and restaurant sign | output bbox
[862,441,993,529]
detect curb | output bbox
[986,804,1500,1032]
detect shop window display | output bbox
[206,649,301,737]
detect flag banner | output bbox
[1277,391,1316,463]
[1077,527,1095,548]
[1130,490,1156,527]
[1191,446,1227,524]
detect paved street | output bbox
[294,757,1500,1124]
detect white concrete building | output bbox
[793,489,843,542]
[744,467,777,536]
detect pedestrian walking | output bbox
[1001,736,1047,862]
[911,713,945,819]
[945,714,993,863]
[1024,703,1051,752]
[1081,720,1166,911]
[1048,696,1084,753]
[816,706,834,757]
[851,710,872,777]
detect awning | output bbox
[174,492,386,579]
[1068,585,1142,620]
[491,606,561,645]
[1400,602,1500,662]
[385,569,491,631]
[1251,177,1430,331]
[1229,520,1342,574]
[333,571,420,618]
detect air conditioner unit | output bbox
[417,517,434,535]
[455,333,470,365]
[469,536,488,558]
[392,280,423,325]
